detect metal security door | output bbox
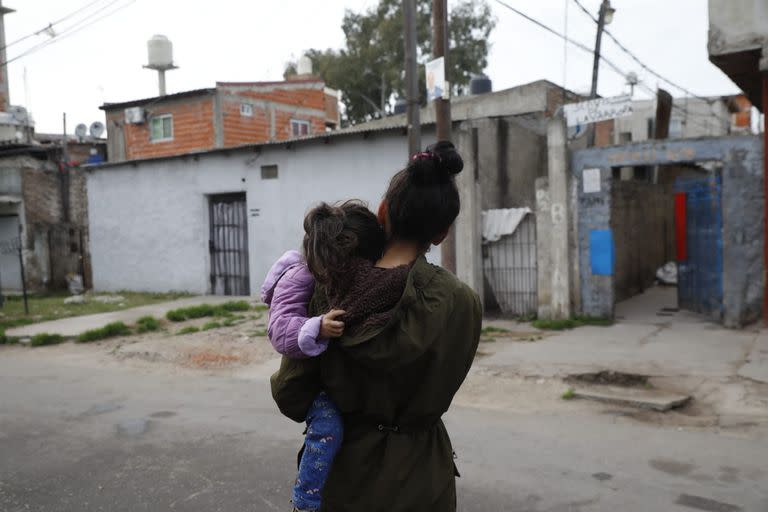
[209,194,250,296]
[0,215,21,290]
[483,214,538,316]
[675,176,723,320]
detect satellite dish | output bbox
[75,123,88,142]
[89,121,105,139]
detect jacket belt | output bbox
[345,416,440,435]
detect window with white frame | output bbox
[150,114,173,142]
[240,103,254,117]
[291,119,311,137]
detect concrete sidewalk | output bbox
[6,296,250,338]
[483,286,766,384]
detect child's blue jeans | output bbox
[292,392,343,512]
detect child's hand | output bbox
[320,310,346,338]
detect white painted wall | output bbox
[87,131,439,295]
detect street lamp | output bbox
[590,0,615,99]
[603,2,615,25]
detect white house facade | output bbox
[87,130,439,295]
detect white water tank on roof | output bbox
[147,35,174,69]
[297,54,313,75]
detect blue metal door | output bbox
[675,175,723,320]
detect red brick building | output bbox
[100,78,340,162]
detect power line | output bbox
[561,0,569,105]
[491,0,729,133]
[571,0,731,128]
[1,0,109,52]
[490,0,633,85]
[2,0,135,68]
[3,0,125,65]
[570,0,714,104]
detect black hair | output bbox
[302,200,385,286]
[383,140,463,247]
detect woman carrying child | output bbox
[267,141,482,511]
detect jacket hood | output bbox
[260,250,304,305]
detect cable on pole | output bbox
[1,0,135,67]
[1,0,109,51]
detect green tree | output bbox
[285,0,495,125]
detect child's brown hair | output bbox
[302,200,385,287]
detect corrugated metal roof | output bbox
[89,128,390,170]
[91,80,580,171]
[35,133,107,144]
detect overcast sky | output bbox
[3,0,739,134]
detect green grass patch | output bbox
[532,316,613,331]
[252,304,268,312]
[166,304,218,322]
[219,300,251,312]
[30,333,65,347]
[561,388,576,400]
[0,330,18,345]
[250,328,268,337]
[0,292,190,331]
[222,316,245,327]
[136,316,160,333]
[202,321,222,331]
[176,326,200,336]
[480,337,497,343]
[165,301,252,322]
[77,321,132,343]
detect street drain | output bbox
[566,370,649,388]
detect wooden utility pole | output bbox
[432,0,451,142]
[404,0,420,157]
[433,0,456,273]
[587,0,612,147]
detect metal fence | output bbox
[0,233,29,311]
[483,214,538,316]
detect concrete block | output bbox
[572,385,691,412]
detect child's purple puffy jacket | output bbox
[260,250,328,359]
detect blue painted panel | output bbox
[674,175,723,320]
[590,229,615,276]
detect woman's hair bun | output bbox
[407,140,463,186]
[429,140,463,175]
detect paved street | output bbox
[1,343,767,512]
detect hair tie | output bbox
[411,151,442,163]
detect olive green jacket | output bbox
[271,256,482,512]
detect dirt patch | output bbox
[111,315,278,372]
[567,370,649,388]
[186,351,243,369]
